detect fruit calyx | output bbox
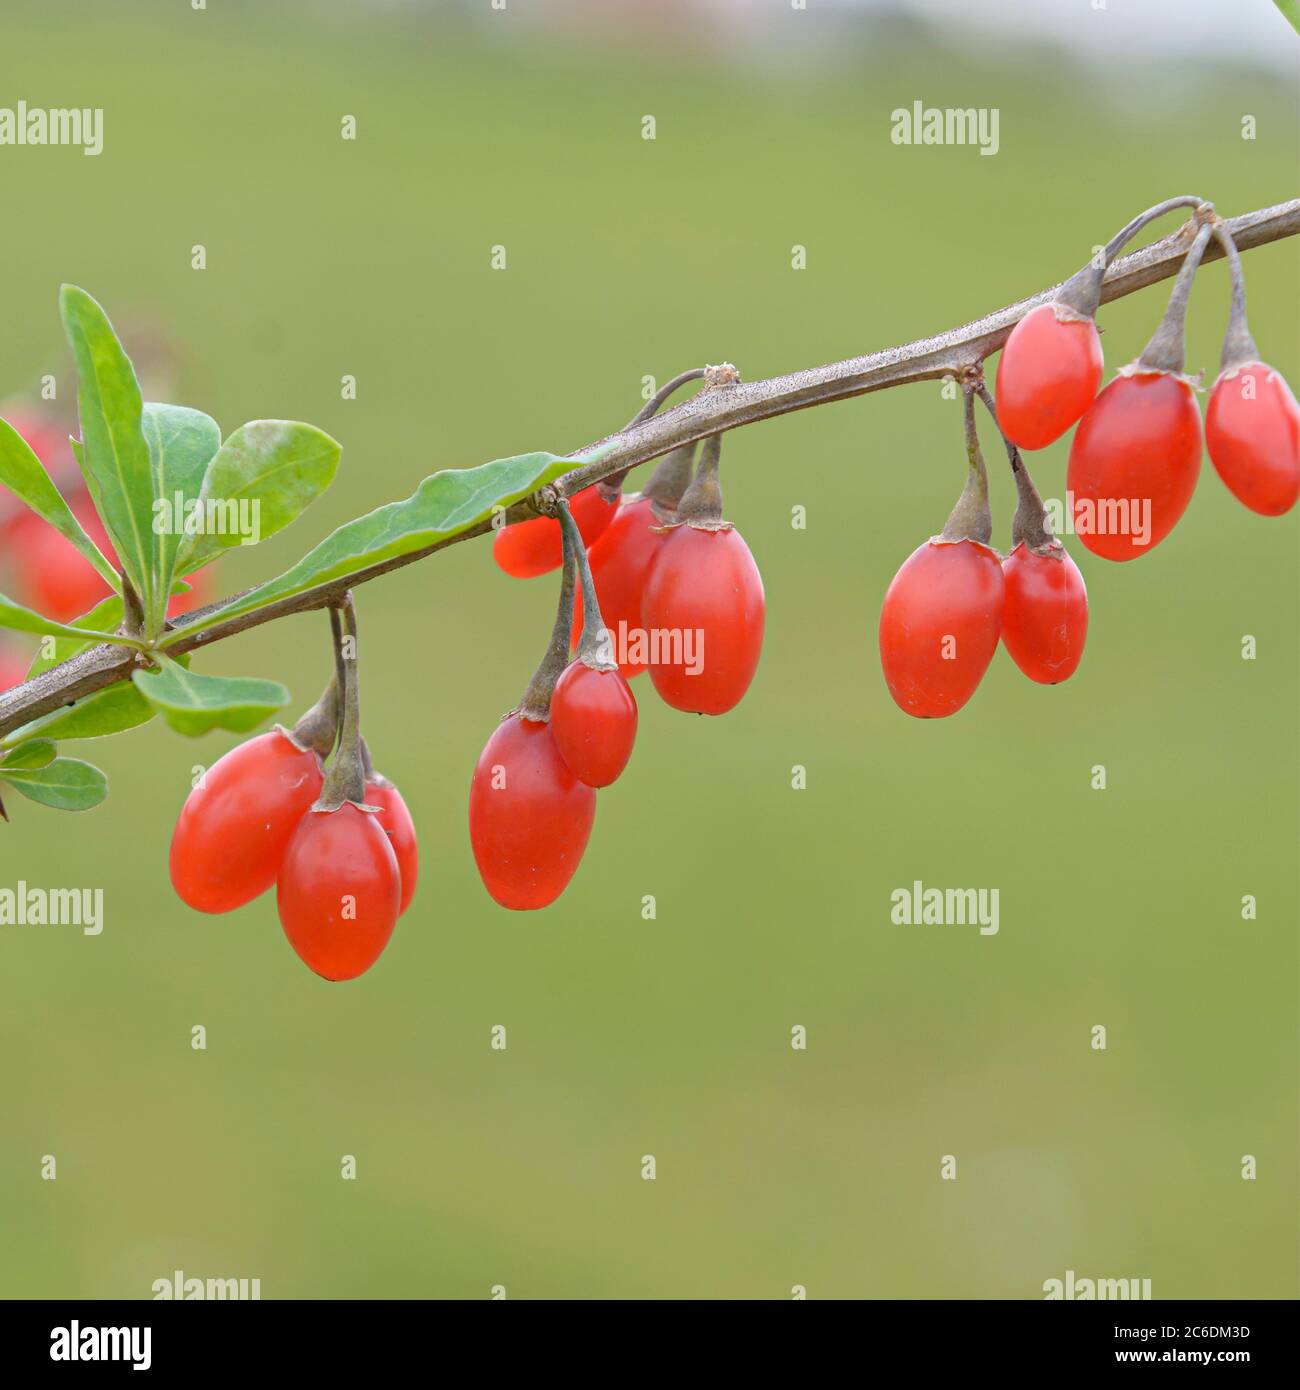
[517,511,579,720]
[1134,219,1215,377]
[670,434,732,533]
[1210,220,1261,373]
[314,595,375,812]
[281,675,339,759]
[556,500,618,674]
[975,380,1060,556]
[939,382,994,547]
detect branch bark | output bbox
[3,197,1297,742]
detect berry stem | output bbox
[629,368,708,428]
[940,386,993,545]
[674,434,725,528]
[518,517,578,721]
[556,500,618,672]
[317,593,366,809]
[643,442,697,521]
[1136,221,1215,375]
[1211,222,1261,371]
[974,383,1059,553]
[1057,195,1209,317]
[287,671,340,759]
[598,368,707,501]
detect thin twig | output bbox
[1,197,1297,742]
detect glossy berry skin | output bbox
[878,539,1004,718]
[550,660,638,787]
[641,524,765,715]
[996,302,1104,450]
[277,803,401,982]
[366,780,419,916]
[169,730,323,913]
[1067,370,1202,562]
[468,715,596,910]
[572,495,667,678]
[1205,362,1300,517]
[492,484,616,580]
[1001,543,1088,685]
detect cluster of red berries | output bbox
[0,407,211,690]
[472,433,765,909]
[880,202,1298,720]
[168,675,418,982]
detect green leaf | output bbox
[3,680,157,747]
[132,654,288,736]
[0,590,142,647]
[0,756,108,811]
[176,420,341,576]
[165,448,598,644]
[0,417,119,589]
[59,285,157,625]
[142,402,221,604]
[1275,0,1300,36]
[25,596,125,679]
[0,739,57,771]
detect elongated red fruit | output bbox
[493,484,616,579]
[640,525,765,715]
[995,302,1104,450]
[878,539,1004,718]
[1001,543,1088,685]
[572,495,667,677]
[1067,370,1201,561]
[277,803,401,981]
[1205,361,1300,517]
[468,715,596,909]
[169,730,323,913]
[550,661,638,787]
[366,779,419,916]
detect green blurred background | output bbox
[0,0,1295,1299]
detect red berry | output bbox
[1067,370,1201,562]
[277,802,401,981]
[365,779,419,916]
[640,524,765,715]
[571,495,667,677]
[169,565,213,618]
[1000,543,1088,685]
[0,641,28,692]
[1205,361,1300,517]
[468,715,596,910]
[550,661,638,787]
[492,484,616,580]
[995,302,1104,450]
[9,493,213,621]
[9,501,112,623]
[878,538,1004,718]
[169,730,323,913]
